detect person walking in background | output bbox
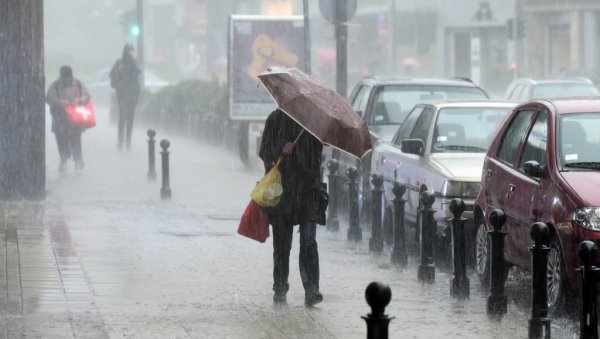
[259,108,325,307]
[46,65,91,172]
[110,43,141,150]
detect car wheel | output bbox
[475,222,509,288]
[475,222,490,286]
[547,238,574,314]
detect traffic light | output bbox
[119,10,139,37]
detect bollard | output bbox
[347,167,362,241]
[369,174,384,252]
[486,209,508,317]
[417,191,436,283]
[450,198,470,298]
[391,182,407,267]
[362,281,394,339]
[528,222,551,339]
[160,139,172,199]
[147,129,157,182]
[578,240,599,339]
[326,159,340,232]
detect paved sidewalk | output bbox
[0,112,579,338]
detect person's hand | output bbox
[282,142,295,155]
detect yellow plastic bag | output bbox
[251,157,283,207]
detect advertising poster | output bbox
[229,15,306,120]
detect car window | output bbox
[432,107,512,153]
[517,84,530,101]
[507,83,523,100]
[518,111,548,169]
[559,113,600,167]
[532,83,600,99]
[496,109,535,165]
[409,107,434,146]
[350,85,371,115]
[393,105,424,145]
[369,84,488,125]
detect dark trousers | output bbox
[55,129,82,162]
[272,221,319,294]
[117,94,137,147]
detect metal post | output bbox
[327,159,340,231]
[450,198,469,298]
[136,0,144,77]
[335,0,348,96]
[303,0,311,74]
[369,174,384,252]
[147,129,156,181]
[487,209,508,317]
[347,167,362,241]
[418,191,436,283]
[391,182,407,267]
[160,139,171,199]
[362,282,394,339]
[528,222,551,339]
[578,240,599,339]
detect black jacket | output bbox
[259,109,324,226]
[109,46,141,101]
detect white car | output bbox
[371,100,516,255]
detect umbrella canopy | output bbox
[258,67,372,159]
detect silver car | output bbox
[371,100,517,253]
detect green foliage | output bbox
[139,78,229,133]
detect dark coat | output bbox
[109,45,141,103]
[259,109,324,226]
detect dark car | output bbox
[322,76,490,222]
[371,101,515,253]
[474,97,600,312]
[504,77,599,102]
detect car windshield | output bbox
[432,107,511,153]
[532,83,600,99]
[371,85,489,124]
[559,113,600,171]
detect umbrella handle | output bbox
[293,129,304,144]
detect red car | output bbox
[474,98,600,312]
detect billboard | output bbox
[229,15,306,120]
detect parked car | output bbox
[322,77,490,220]
[504,77,599,102]
[474,97,600,312]
[371,101,516,252]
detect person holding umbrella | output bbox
[259,108,324,307]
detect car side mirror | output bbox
[401,138,425,156]
[523,160,543,178]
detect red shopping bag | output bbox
[238,200,270,243]
[65,101,96,128]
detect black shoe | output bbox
[58,161,67,173]
[304,291,323,307]
[273,291,287,304]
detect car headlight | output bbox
[573,207,600,231]
[440,181,480,198]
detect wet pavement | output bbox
[0,109,581,338]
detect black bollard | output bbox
[326,159,340,232]
[160,139,172,199]
[578,240,599,339]
[347,167,362,241]
[417,191,436,283]
[147,129,157,182]
[391,182,407,267]
[486,209,508,317]
[369,174,384,252]
[450,198,469,298]
[362,281,394,339]
[528,222,551,339]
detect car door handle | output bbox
[487,169,493,178]
[508,184,516,193]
